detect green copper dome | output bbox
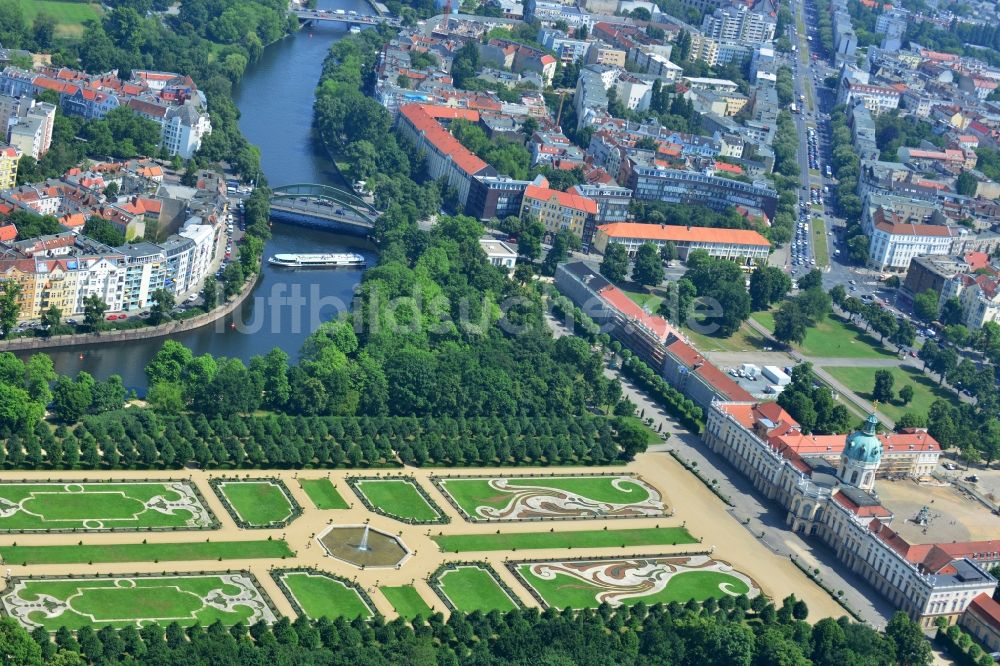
[844,414,882,465]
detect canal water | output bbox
[34,0,376,390]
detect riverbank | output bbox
[0,273,260,353]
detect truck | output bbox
[790,103,798,113]
[740,363,760,379]
[763,365,791,386]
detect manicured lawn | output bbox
[380,585,433,619]
[810,216,829,268]
[299,478,349,509]
[19,0,103,38]
[354,479,441,522]
[281,573,372,620]
[681,320,770,353]
[0,481,213,531]
[518,567,750,609]
[217,481,294,527]
[440,475,660,520]
[433,526,695,552]
[618,284,663,311]
[753,312,895,359]
[0,539,292,565]
[822,365,957,423]
[437,566,518,613]
[6,574,272,630]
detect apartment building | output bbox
[838,80,901,115]
[0,144,19,190]
[701,5,775,44]
[519,183,598,239]
[567,182,632,249]
[863,206,959,271]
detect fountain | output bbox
[317,524,411,568]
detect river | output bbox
[35,0,376,391]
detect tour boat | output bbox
[349,26,362,33]
[267,253,366,268]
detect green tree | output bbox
[749,266,792,311]
[51,373,96,423]
[797,268,823,291]
[600,243,629,282]
[0,281,22,338]
[83,295,109,332]
[148,288,175,325]
[955,170,977,196]
[632,243,664,287]
[660,241,677,263]
[886,612,932,666]
[899,384,914,405]
[541,230,580,275]
[0,617,43,666]
[872,369,895,404]
[40,305,62,335]
[82,216,125,247]
[774,299,809,345]
[914,289,940,323]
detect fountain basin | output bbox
[316,524,411,568]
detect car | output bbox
[187,294,198,302]
[966,475,980,483]
[116,314,128,320]
[944,463,957,470]
[106,314,117,321]
[66,318,77,325]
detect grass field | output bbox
[0,539,292,565]
[217,481,294,527]
[681,320,770,353]
[353,479,441,522]
[380,585,433,619]
[436,566,519,613]
[516,558,755,609]
[280,572,372,620]
[299,479,349,510]
[822,364,956,423]
[752,312,895,359]
[19,0,103,38]
[439,475,662,521]
[433,526,695,552]
[810,216,829,268]
[0,481,213,531]
[3,574,274,630]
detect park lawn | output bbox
[822,364,956,423]
[19,0,103,38]
[621,415,664,445]
[433,526,695,552]
[440,476,655,517]
[0,482,209,530]
[810,216,829,267]
[282,573,372,620]
[0,539,292,565]
[752,312,895,359]
[355,479,441,522]
[299,478,349,509]
[437,566,518,613]
[621,283,768,353]
[14,575,262,630]
[380,585,433,619]
[218,481,294,526]
[681,320,769,353]
[518,567,750,609]
[619,285,664,311]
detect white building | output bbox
[161,103,213,160]
[479,238,517,274]
[705,404,996,628]
[863,207,958,271]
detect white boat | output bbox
[268,253,365,268]
[349,26,362,33]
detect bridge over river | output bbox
[291,8,401,27]
[269,183,379,235]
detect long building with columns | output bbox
[705,401,998,627]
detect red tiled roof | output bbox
[523,184,598,214]
[665,338,754,402]
[597,285,679,342]
[399,104,489,177]
[0,224,17,242]
[599,223,770,247]
[968,594,1000,632]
